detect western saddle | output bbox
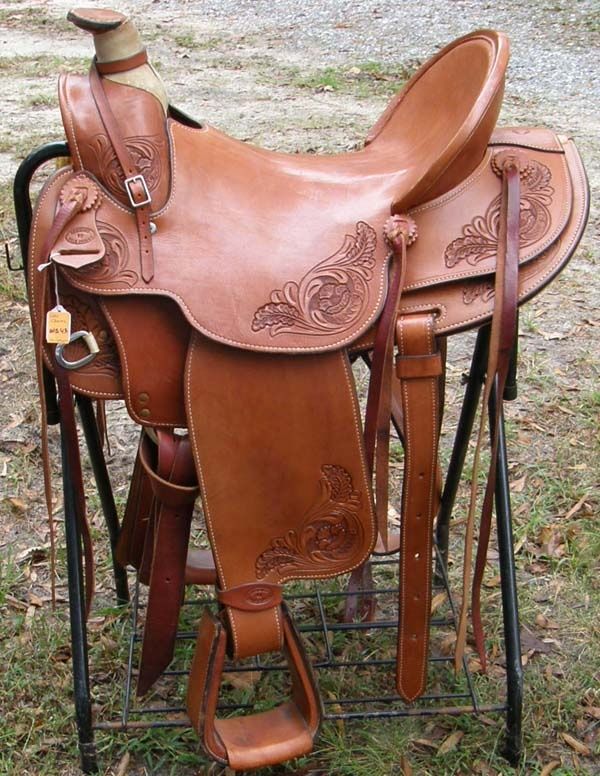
[25,7,588,770]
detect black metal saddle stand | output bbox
[12,143,524,774]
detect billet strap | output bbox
[88,64,155,282]
[363,214,416,552]
[454,152,523,671]
[137,429,200,696]
[94,50,148,75]
[395,312,443,701]
[187,605,321,770]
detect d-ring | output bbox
[55,330,99,370]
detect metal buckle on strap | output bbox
[55,330,99,370]
[124,174,151,208]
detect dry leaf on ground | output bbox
[539,761,560,776]
[114,751,130,776]
[437,730,464,755]
[561,732,591,756]
[223,670,261,691]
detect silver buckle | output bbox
[124,174,151,208]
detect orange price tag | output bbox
[45,306,72,344]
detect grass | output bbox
[0,54,89,78]
[293,60,419,97]
[173,32,197,49]
[2,491,597,776]
[0,5,63,31]
[173,32,225,51]
[0,180,27,302]
[26,93,55,109]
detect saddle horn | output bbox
[67,7,168,112]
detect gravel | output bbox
[162,2,599,118]
[150,0,598,226]
[24,0,600,234]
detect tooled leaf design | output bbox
[255,465,364,579]
[57,290,120,376]
[252,221,377,337]
[88,133,164,202]
[461,243,555,306]
[444,158,554,268]
[462,281,495,305]
[73,222,138,287]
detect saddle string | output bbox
[454,156,522,671]
[363,214,415,550]
[470,160,522,669]
[35,193,97,612]
[54,360,96,617]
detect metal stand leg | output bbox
[433,324,523,760]
[490,388,523,764]
[61,431,98,774]
[77,396,129,605]
[435,326,490,578]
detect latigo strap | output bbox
[137,430,199,696]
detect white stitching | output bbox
[60,75,84,170]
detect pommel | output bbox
[67,8,127,33]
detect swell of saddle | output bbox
[58,73,172,212]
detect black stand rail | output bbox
[12,145,523,774]
[76,396,129,606]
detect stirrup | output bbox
[187,603,322,770]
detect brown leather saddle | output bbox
[27,7,588,771]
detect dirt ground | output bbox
[0,1,598,775]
